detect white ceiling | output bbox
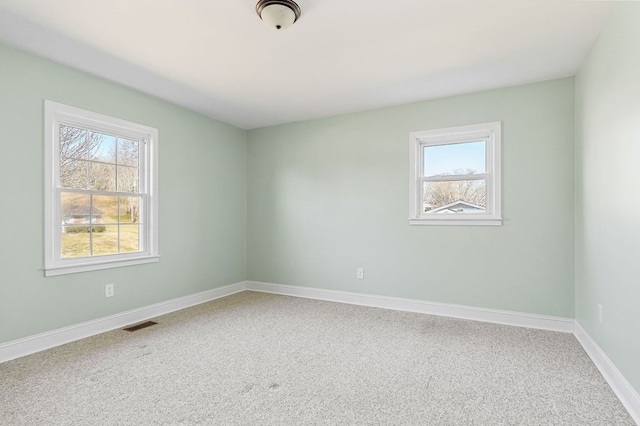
[0,0,615,129]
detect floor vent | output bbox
[124,321,158,332]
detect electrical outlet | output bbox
[105,283,115,298]
[357,268,364,279]
[598,304,603,323]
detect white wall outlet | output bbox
[598,304,603,323]
[357,268,364,279]
[105,283,115,298]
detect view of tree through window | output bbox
[59,125,142,258]
[422,177,486,212]
[422,141,486,213]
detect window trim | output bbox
[44,100,159,276]
[409,121,502,226]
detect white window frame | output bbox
[44,100,159,276]
[409,121,502,226]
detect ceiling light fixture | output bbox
[256,0,301,31]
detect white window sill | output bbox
[44,255,160,277]
[409,218,503,226]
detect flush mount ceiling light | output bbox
[256,0,301,31]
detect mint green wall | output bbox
[0,44,247,343]
[247,79,576,318]
[575,4,640,392]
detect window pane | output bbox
[89,163,116,191]
[90,133,116,163]
[423,141,486,177]
[46,101,158,274]
[92,195,118,224]
[118,138,139,167]
[60,159,88,189]
[423,179,486,213]
[61,226,90,258]
[119,196,140,223]
[59,126,88,160]
[119,225,140,253]
[117,165,139,193]
[92,225,118,256]
[61,192,91,225]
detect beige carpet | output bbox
[0,291,634,425]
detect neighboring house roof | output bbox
[429,200,485,214]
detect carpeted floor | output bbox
[0,291,634,425]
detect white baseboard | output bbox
[246,281,575,333]
[575,322,640,425]
[0,281,246,364]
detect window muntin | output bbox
[45,101,158,276]
[409,122,501,226]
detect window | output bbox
[409,122,501,226]
[44,101,158,276]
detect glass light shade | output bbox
[260,4,296,30]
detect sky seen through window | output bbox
[423,141,486,176]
